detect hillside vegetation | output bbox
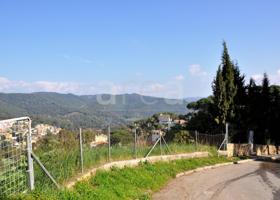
[0,93,194,128]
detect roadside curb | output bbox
[175,159,254,178]
[65,151,209,188]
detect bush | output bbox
[111,128,133,145]
[173,130,193,144]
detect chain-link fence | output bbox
[30,125,194,188]
[190,131,225,147]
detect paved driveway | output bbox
[153,161,280,200]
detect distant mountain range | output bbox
[0,92,200,129]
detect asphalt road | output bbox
[153,161,280,200]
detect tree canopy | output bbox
[187,42,280,145]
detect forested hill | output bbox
[0,92,196,128]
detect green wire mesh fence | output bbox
[0,119,30,197]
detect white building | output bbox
[90,134,108,148]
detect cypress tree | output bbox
[247,78,263,143]
[261,73,270,104]
[213,42,237,127]
[261,73,271,143]
[270,86,280,145]
[221,42,237,121]
[232,63,247,142]
[212,66,226,125]
[233,63,246,107]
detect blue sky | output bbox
[0,0,280,97]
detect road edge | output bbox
[175,159,254,178]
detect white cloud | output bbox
[0,77,94,94]
[271,69,280,84]
[0,77,182,98]
[0,74,212,98]
[251,69,280,85]
[147,83,165,93]
[111,85,124,94]
[0,77,10,84]
[0,77,12,91]
[188,64,208,76]
[174,75,185,81]
[34,81,81,93]
[251,74,263,84]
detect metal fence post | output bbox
[108,124,111,162]
[134,128,137,159]
[160,133,162,156]
[31,152,60,189]
[27,118,34,191]
[195,130,198,147]
[79,128,84,173]
[225,123,229,149]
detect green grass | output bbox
[33,143,215,188]
[7,156,238,200]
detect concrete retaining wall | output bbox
[227,143,280,157]
[255,145,280,155]
[65,152,209,188]
[227,143,251,157]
